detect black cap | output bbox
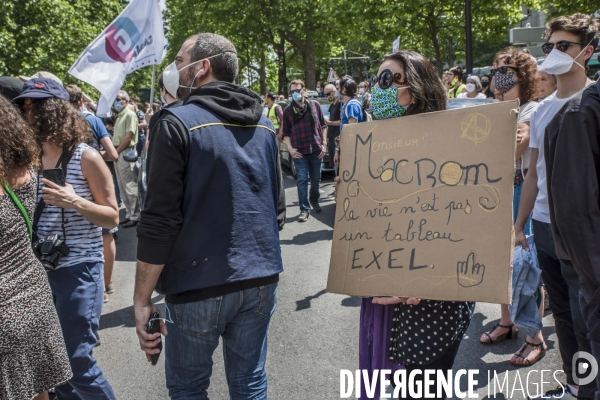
[0,77,24,101]
[13,78,70,102]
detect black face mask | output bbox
[481,81,490,87]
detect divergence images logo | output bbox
[573,351,599,386]
[105,17,140,62]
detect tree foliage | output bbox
[0,0,154,99]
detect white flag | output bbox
[69,0,166,116]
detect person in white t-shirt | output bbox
[514,13,598,400]
[456,75,487,99]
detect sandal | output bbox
[480,323,518,344]
[511,340,547,367]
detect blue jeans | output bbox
[165,283,278,399]
[293,151,322,212]
[46,261,116,400]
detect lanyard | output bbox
[3,182,33,241]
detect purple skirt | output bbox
[359,298,404,399]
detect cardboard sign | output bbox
[327,101,518,303]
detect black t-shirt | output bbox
[327,100,342,139]
[148,101,183,138]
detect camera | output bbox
[33,234,70,270]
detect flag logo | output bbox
[105,17,141,62]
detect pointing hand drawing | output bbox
[456,252,485,287]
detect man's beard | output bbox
[177,68,197,100]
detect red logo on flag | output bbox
[34,83,45,88]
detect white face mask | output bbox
[358,88,365,95]
[465,83,476,93]
[539,40,593,75]
[162,52,229,98]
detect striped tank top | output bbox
[36,143,104,268]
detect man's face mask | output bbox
[539,39,594,75]
[162,52,230,98]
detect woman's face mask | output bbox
[493,71,518,94]
[465,83,476,93]
[371,86,409,120]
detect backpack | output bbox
[344,98,372,123]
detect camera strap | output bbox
[33,144,78,242]
[3,182,33,241]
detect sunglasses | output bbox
[372,69,404,89]
[115,98,124,102]
[324,91,334,96]
[290,89,303,94]
[541,40,588,55]
[490,66,519,76]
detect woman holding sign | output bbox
[357,51,475,400]
[479,48,547,367]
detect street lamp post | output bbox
[465,0,473,74]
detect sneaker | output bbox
[528,384,576,399]
[311,202,322,213]
[298,211,309,222]
[105,283,114,294]
[119,218,130,225]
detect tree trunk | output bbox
[258,51,267,95]
[302,37,316,89]
[275,36,287,96]
[427,13,443,77]
[283,30,316,90]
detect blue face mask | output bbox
[371,86,408,120]
[292,92,303,102]
[113,101,124,112]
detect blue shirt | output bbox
[82,112,109,142]
[341,99,363,130]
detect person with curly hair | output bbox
[14,78,119,400]
[479,47,547,367]
[0,88,72,400]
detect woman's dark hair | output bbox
[382,51,447,115]
[493,47,540,102]
[0,95,40,183]
[18,97,92,150]
[339,77,358,98]
[266,91,276,101]
[449,66,464,83]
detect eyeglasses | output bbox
[115,98,124,101]
[490,66,519,76]
[541,40,588,55]
[290,89,303,94]
[372,69,404,89]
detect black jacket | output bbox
[545,80,600,304]
[137,82,286,303]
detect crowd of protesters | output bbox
[0,11,599,400]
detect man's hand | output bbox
[134,300,168,362]
[372,297,422,305]
[514,226,529,251]
[289,148,303,159]
[318,144,327,159]
[333,153,339,165]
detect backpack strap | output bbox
[3,182,32,241]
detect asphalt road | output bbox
[94,169,564,400]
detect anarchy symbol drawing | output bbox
[460,113,491,145]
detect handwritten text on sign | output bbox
[326,101,518,303]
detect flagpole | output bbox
[149,65,156,106]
